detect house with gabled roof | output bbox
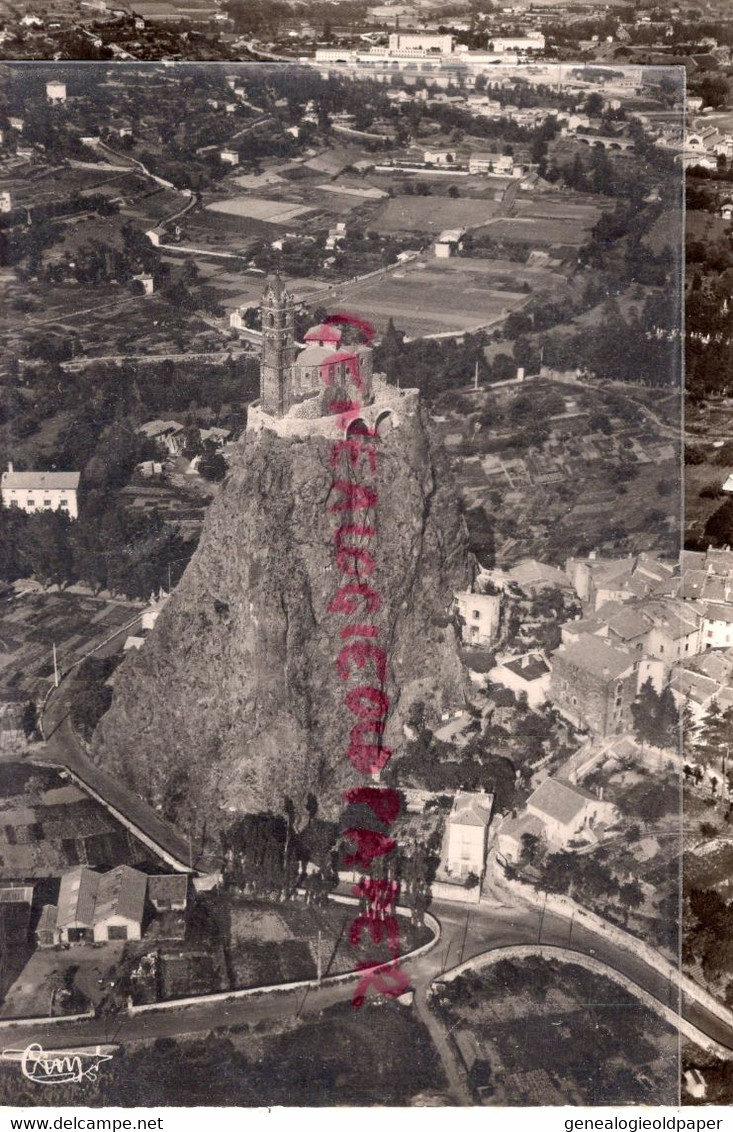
[497,777,617,863]
[55,865,147,943]
[444,791,494,879]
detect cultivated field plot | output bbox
[0,762,158,882]
[0,591,143,703]
[225,896,430,989]
[316,182,386,201]
[7,167,142,208]
[481,215,590,246]
[179,208,275,252]
[206,197,313,224]
[339,260,528,336]
[121,186,185,224]
[513,196,603,226]
[4,279,216,360]
[369,196,501,234]
[435,956,678,1105]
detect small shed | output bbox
[147,874,189,913]
[36,904,58,948]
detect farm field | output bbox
[0,761,160,883]
[433,956,678,1105]
[0,590,144,704]
[337,260,529,337]
[368,195,502,234]
[480,215,591,246]
[205,197,314,223]
[513,196,603,226]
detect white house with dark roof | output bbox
[489,651,551,708]
[1,464,80,519]
[444,790,494,878]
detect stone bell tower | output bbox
[260,275,296,417]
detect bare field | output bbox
[336,260,529,336]
[205,197,313,223]
[482,215,591,246]
[368,195,501,234]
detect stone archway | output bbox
[375,410,394,436]
[346,417,371,438]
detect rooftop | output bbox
[502,652,551,682]
[528,777,598,826]
[449,790,494,828]
[554,636,635,681]
[2,470,80,491]
[147,874,189,904]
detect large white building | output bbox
[1,464,80,519]
[444,791,494,878]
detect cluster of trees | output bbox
[534,848,645,926]
[69,655,120,742]
[3,349,256,463]
[631,678,680,750]
[386,728,519,813]
[687,699,733,796]
[686,887,733,989]
[220,794,437,924]
[0,499,195,599]
[539,295,680,387]
[686,269,733,402]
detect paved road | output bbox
[34,663,200,874]
[62,350,247,370]
[7,898,732,1062]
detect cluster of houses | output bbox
[458,548,733,736]
[448,546,733,867]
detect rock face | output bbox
[93,407,470,838]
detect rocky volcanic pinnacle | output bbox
[92,407,471,837]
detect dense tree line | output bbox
[0,498,194,599]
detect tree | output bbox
[519,832,542,867]
[697,700,732,792]
[197,451,227,483]
[631,679,678,751]
[22,701,38,739]
[19,510,74,589]
[618,879,644,926]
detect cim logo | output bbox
[2,1043,114,1085]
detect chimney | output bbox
[7,461,13,473]
[598,785,604,801]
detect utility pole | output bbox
[458,906,471,965]
[473,359,479,392]
[317,930,322,984]
[52,643,59,689]
[537,890,547,945]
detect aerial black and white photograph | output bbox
[0,0,729,1112]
